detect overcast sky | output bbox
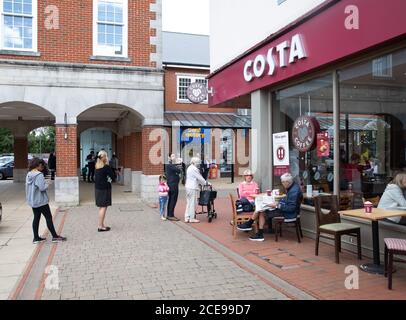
[162,0,210,35]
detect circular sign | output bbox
[291,116,320,152]
[186,82,208,104]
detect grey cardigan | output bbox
[377,184,406,223]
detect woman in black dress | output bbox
[95,150,114,232]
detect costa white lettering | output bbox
[243,60,253,82]
[289,34,307,63]
[253,55,266,77]
[276,40,289,68]
[243,33,307,82]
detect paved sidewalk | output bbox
[0,181,56,300]
[175,197,406,300]
[33,202,290,300]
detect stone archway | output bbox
[0,101,56,182]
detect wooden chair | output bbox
[272,194,304,243]
[384,238,406,290]
[314,195,362,264]
[229,194,256,239]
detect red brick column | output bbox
[13,136,29,182]
[123,135,131,169]
[55,125,77,177]
[130,132,142,171]
[117,136,124,167]
[14,137,28,169]
[142,126,164,176]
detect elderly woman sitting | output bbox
[237,173,302,242]
[236,169,259,213]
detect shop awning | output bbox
[164,112,251,128]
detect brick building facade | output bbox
[0,0,163,205]
[162,31,251,179]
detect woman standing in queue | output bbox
[26,158,66,244]
[95,150,114,232]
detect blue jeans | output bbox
[159,196,168,217]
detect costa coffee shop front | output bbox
[208,0,406,259]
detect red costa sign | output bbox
[292,116,320,152]
[208,0,406,107]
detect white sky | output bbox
[162,0,210,35]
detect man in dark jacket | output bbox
[237,173,302,242]
[48,152,56,180]
[86,151,96,183]
[165,154,182,221]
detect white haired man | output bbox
[184,157,210,223]
[237,173,302,242]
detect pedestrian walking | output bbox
[95,150,114,232]
[158,175,170,221]
[26,158,66,244]
[184,157,210,223]
[165,154,182,221]
[48,152,56,180]
[86,151,96,182]
[200,158,210,181]
[110,153,119,182]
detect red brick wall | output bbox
[142,126,164,175]
[14,137,28,169]
[130,132,142,171]
[117,137,124,167]
[164,67,237,113]
[0,0,157,68]
[123,135,131,168]
[55,125,77,177]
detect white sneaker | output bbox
[161,216,167,221]
[189,218,200,223]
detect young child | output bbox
[158,175,170,221]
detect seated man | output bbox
[237,172,302,242]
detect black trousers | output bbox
[264,209,284,231]
[88,166,95,182]
[167,184,179,218]
[32,204,58,239]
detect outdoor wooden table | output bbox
[340,208,406,274]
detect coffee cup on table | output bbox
[364,201,373,214]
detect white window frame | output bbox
[0,0,38,52]
[176,74,208,104]
[93,0,128,58]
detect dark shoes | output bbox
[52,236,67,243]
[98,227,111,232]
[167,216,180,221]
[249,232,265,242]
[33,237,46,244]
[237,221,253,231]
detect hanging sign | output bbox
[317,132,330,157]
[186,82,208,104]
[291,116,320,152]
[273,131,290,176]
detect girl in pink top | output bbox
[238,170,259,203]
[158,175,170,221]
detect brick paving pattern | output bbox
[177,197,406,300]
[41,202,288,300]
